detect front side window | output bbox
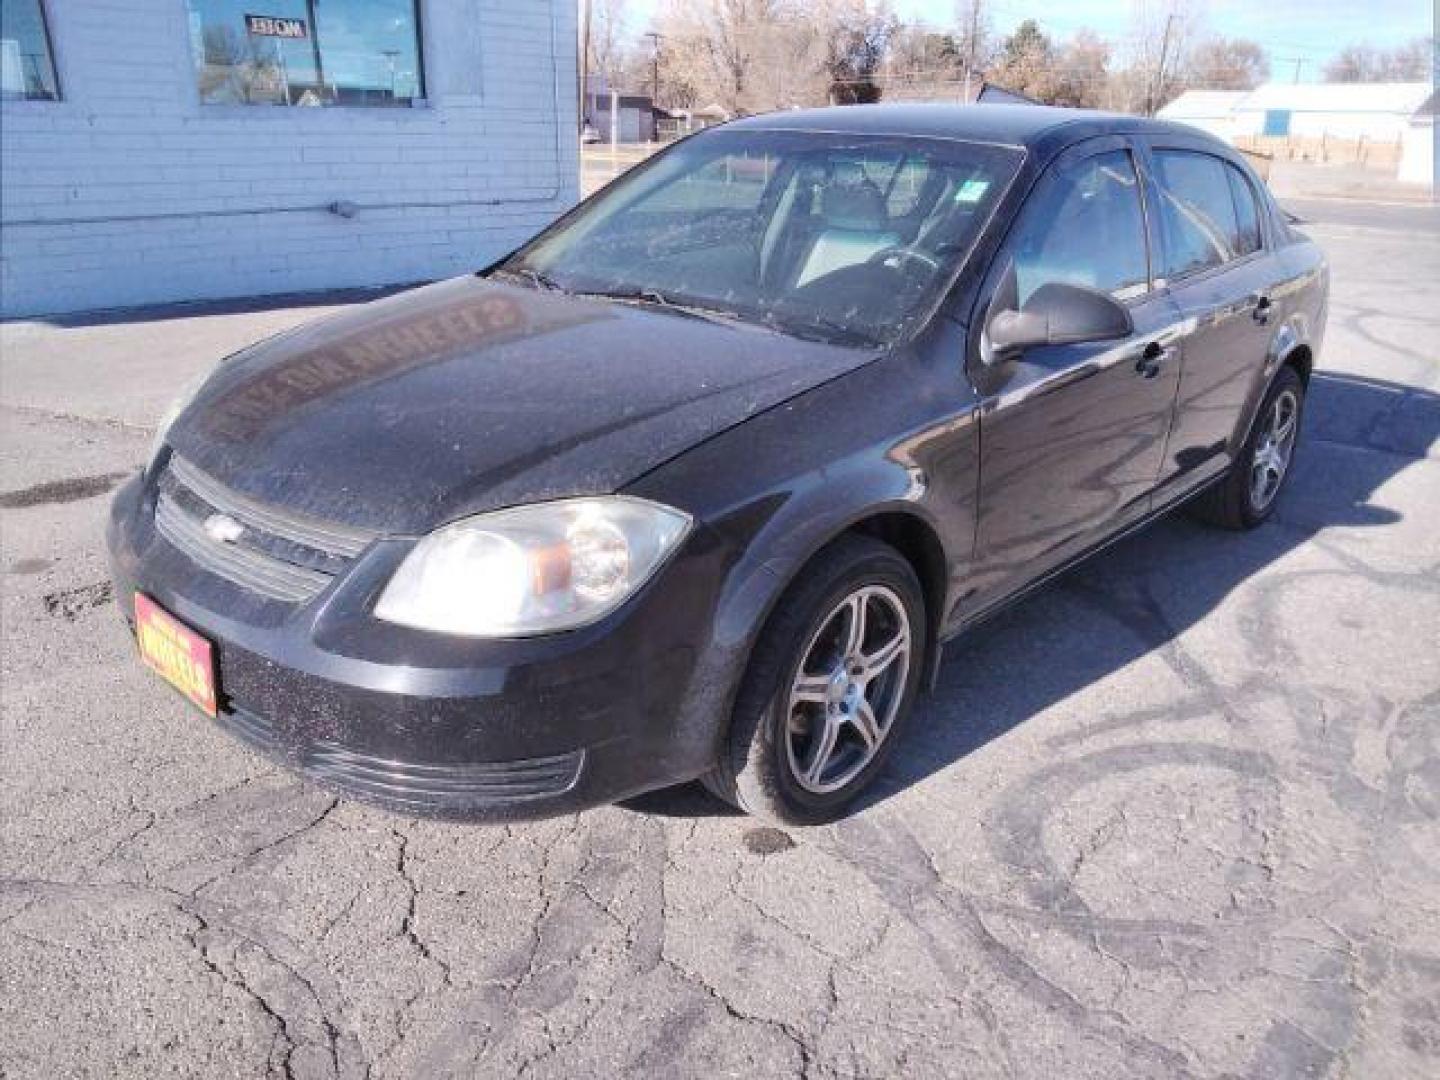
[500,129,1021,346]
[1153,151,1240,282]
[1,0,59,101]
[1006,150,1150,305]
[185,1,424,107]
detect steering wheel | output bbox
[867,245,942,273]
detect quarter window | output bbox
[185,1,424,107]
[1007,150,1150,305]
[1226,164,1263,257]
[1153,151,1241,282]
[1,0,59,101]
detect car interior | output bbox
[524,141,1010,342]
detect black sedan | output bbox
[108,104,1328,824]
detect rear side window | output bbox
[1226,164,1263,256]
[1007,150,1150,305]
[1153,151,1240,283]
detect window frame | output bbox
[0,0,62,103]
[182,0,429,111]
[978,138,1158,319]
[1142,143,1271,289]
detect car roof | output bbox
[726,103,1204,152]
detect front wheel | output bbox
[703,535,928,825]
[1190,365,1305,530]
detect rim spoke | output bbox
[852,699,882,750]
[804,714,841,787]
[1275,409,1295,442]
[841,594,867,659]
[792,673,830,705]
[859,629,907,683]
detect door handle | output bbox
[1134,341,1167,379]
[1251,294,1273,324]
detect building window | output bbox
[185,1,424,108]
[1,0,60,101]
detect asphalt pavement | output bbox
[2,200,1437,1078]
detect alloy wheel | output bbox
[784,584,912,794]
[1250,388,1299,511]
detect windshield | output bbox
[496,128,1022,346]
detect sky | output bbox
[618,0,1436,79]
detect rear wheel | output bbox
[703,535,927,824]
[1190,365,1304,530]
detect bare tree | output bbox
[1124,0,1202,114]
[1324,36,1433,82]
[1052,30,1112,108]
[590,0,630,85]
[1186,36,1269,90]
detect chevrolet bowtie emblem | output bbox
[203,513,245,544]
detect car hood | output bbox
[167,276,877,533]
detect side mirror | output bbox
[984,268,1133,363]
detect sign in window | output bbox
[186,1,424,108]
[1,0,60,101]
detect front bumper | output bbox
[106,472,727,820]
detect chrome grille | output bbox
[168,456,376,557]
[154,456,379,603]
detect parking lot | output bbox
[2,198,1438,1078]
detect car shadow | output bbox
[628,370,1439,821]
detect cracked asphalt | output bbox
[2,199,1438,1079]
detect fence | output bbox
[1235,134,1405,170]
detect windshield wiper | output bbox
[494,266,567,293]
[573,286,741,327]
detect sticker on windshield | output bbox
[955,179,990,203]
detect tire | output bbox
[702,534,928,825]
[1189,365,1305,530]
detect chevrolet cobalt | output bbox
[109,105,1327,823]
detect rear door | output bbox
[1138,141,1285,485]
[962,137,1186,613]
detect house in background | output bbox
[1154,91,1249,142]
[1160,82,1435,183]
[1,1,579,318]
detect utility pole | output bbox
[1149,13,1178,116]
[304,0,325,100]
[961,0,983,103]
[644,31,662,105]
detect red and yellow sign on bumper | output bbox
[134,593,217,717]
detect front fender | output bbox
[626,348,979,768]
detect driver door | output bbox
[962,138,1186,614]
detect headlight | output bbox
[373,497,692,637]
[147,368,213,473]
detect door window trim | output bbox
[1144,146,1270,290]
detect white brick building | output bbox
[0,1,578,317]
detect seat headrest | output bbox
[820,164,888,231]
